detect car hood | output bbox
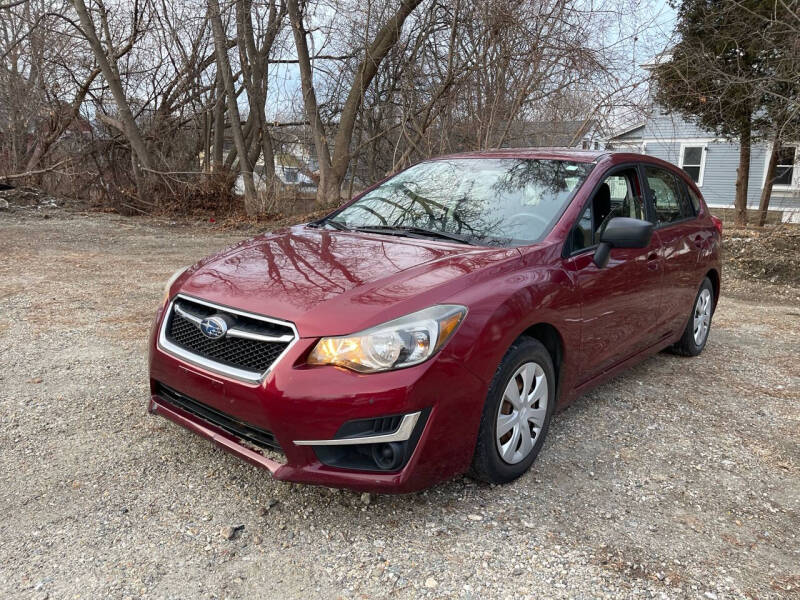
[176,225,519,336]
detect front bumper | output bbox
[148,308,488,493]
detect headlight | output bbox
[162,266,188,304]
[308,305,467,373]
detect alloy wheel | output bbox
[693,288,712,345]
[495,361,548,465]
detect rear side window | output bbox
[644,166,694,225]
[686,186,702,213]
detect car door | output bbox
[563,165,664,383]
[641,164,705,337]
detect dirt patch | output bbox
[0,210,798,599]
[724,225,800,286]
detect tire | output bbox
[670,277,715,357]
[470,337,555,484]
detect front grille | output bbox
[164,297,294,375]
[156,382,282,452]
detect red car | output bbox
[148,150,721,493]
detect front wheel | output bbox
[670,277,715,356]
[470,337,555,484]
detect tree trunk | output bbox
[286,0,333,205]
[317,176,343,208]
[328,0,424,201]
[287,0,423,206]
[203,110,211,172]
[71,0,154,176]
[235,0,279,186]
[734,119,751,227]
[208,0,259,215]
[757,136,781,227]
[224,111,255,170]
[212,74,225,172]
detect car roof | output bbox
[432,148,645,164]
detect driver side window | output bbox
[570,169,644,253]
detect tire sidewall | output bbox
[475,338,556,482]
[686,277,715,354]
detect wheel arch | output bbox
[705,268,720,309]
[518,322,565,399]
[451,260,579,406]
[468,321,564,483]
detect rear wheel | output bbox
[670,277,714,356]
[470,337,555,484]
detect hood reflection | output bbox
[179,226,518,335]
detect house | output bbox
[230,151,316,197]
[205,132,317,196]
[607,69,800,222]
[271,152,315,189]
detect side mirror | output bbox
[593,217,654,268]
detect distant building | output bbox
[210,132,318,196]
[607,58,799,222]
[271,148,316,190]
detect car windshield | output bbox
[326,158,592,246]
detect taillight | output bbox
[711,215,723,236]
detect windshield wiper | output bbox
[349,225,478,245]
[324,219,349,231]
[308,218,349,230]
[399,226,478,245]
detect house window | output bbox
[774,146,797,187]
[284,167,298,183]
[679,144,706,186]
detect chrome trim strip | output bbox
[293,412,421,446]
[171,294,297,329]
[157,294,299,385]
[174,300,294,343]
[173,303,202,325]
[226,328,295,343]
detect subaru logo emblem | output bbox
[199,315,227,340]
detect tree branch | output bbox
[1,159,71,181]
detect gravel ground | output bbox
[1,209,798,600]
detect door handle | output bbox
[646,252,659,270]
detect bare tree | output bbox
[208,0,259,213]
[71,0,155,191]
[1,0,669,218]
[288,0,424,206]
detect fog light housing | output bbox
[308,409,430,472]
